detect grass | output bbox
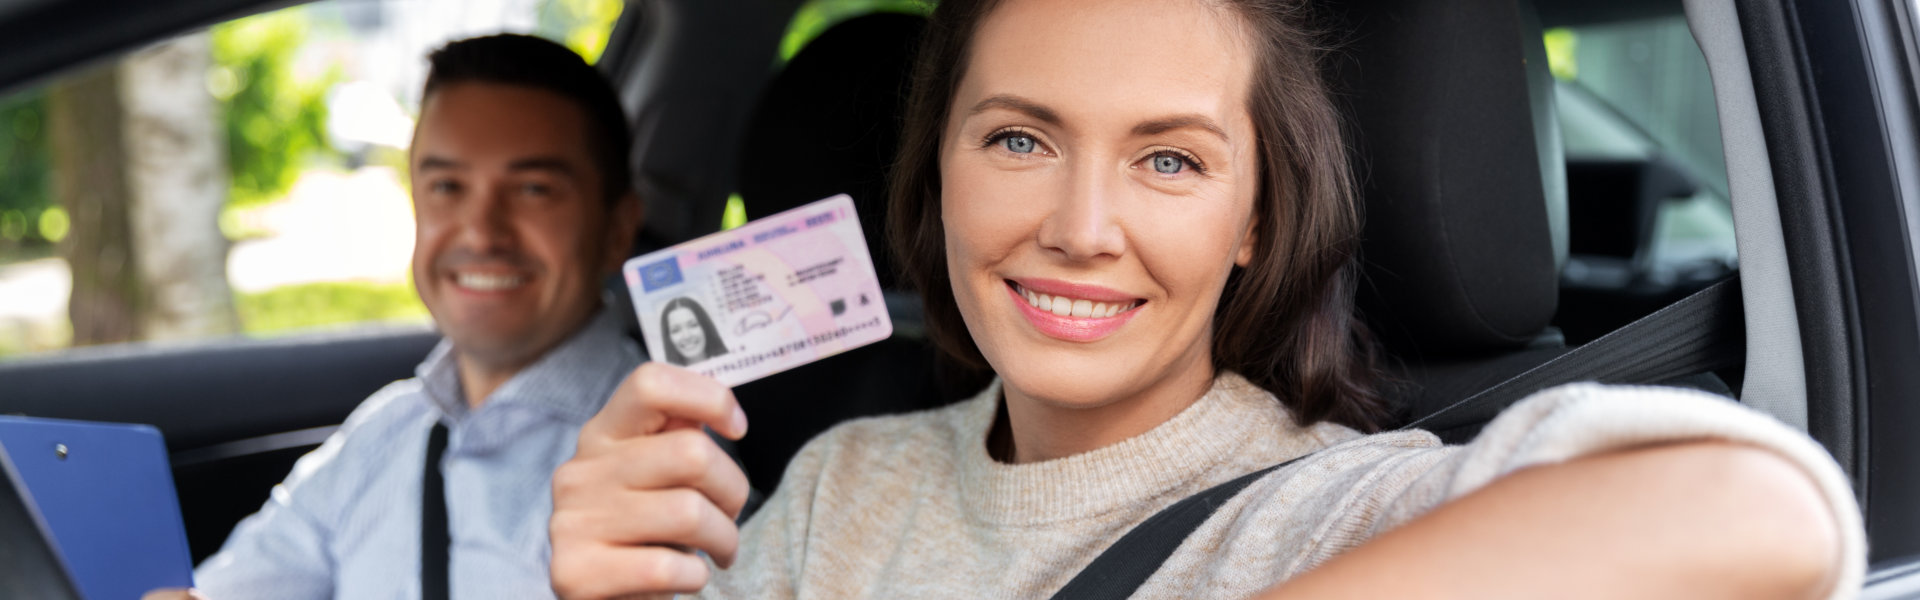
[235,280,429,336]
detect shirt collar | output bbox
[416,308,641,425]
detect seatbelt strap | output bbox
[422,422,451,600]
[1047,275,1743,600]
[1046,455,1309,600]
[1404,275,1743,434]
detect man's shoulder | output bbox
[338,377,435,435]
[290,378,434,478]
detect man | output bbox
[188,34,643,598]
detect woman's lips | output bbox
[1005,280,1143,342]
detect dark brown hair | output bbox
[423,34,632,205]
[887,0,1393,432]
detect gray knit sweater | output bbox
[699,372,1864,599]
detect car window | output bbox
[1546,16,1738,272]
[0,0,622,361]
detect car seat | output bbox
[726,13,967,496]
[1327,0,1733,440]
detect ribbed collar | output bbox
[952,372,1323,527]
[417,308,640,427]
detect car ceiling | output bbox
[1537,0,1683,27]
[0,0,299,95]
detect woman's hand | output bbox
[549,363,753,600]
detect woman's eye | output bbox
[1151,155,1185,174]
[1000,134,1038,154]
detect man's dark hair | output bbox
[422,34,632,205]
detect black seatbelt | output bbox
[1047,455,1308,600]
[422,422,451,600]
[1404,276,1744,435]
[1047,275,1743,600]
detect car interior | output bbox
[1,0,1918,593]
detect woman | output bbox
[659,296,727,366]
[549,0,1861,598]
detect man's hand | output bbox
[549,363,752,600]
[141,590,208,600]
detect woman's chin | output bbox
[995,356,1147,411]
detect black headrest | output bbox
[737,13,927,289]
[1329,0,1567,357]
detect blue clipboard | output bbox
[0,416,195,600]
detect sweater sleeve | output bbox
[1327,383,1866,598]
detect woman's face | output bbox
[941,0,1262,409]
[667,306,707,360]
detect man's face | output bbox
[409,82,636,370]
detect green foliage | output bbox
[235,280,429,335]
[538,0,625,63]
[0,89,55,253]
[1544,28,1579,81]
[211,8,339,208]
[780,0,932,63]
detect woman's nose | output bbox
[1036,163,1127,261]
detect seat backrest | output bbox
[736,12,927,290]
[727,13,958,496]
[1324,0,1574,426]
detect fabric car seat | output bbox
[1330,0,1570,438]
[1327,0,1730,440]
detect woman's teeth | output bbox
[456,272,526,291]
[1019,287,1137,318]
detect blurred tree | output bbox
[46,65,142,345]
[538,0,624,63]
[43,32,242,346]
[210,10,336,208]
[124,33,241,341]
[0,92,53,256]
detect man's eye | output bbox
[519,183,553,197]
[428,180,461,195]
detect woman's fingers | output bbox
[550,543,711,600]
[579,363,747,449]
[551,486,743,568]
[550,364,755,597]
[553,428,752,519]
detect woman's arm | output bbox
[1256,441,1841,600]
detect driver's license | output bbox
[622,194,892,387]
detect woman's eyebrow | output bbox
[1132,115,1230,143]
[966,94,1062,126]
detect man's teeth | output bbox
[456,272,526,291]
[1019,287,1136,318]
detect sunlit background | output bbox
[0,0,623,358]
[0,1,1736,363]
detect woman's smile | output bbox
[1005,278,1144,342]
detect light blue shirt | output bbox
[196,309,642,599]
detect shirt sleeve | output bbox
[191,432,344,599]
[192,385,412,599]
[1324,383,1866,599]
